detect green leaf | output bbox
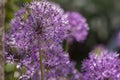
[5,63,16,72]
[22,12,29,20]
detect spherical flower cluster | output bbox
[10,0,68,50]
[43,44,80,80]
[5,1,80,80]
[66,12,89,43]
[81,50,120,80]
[17,43,80,80]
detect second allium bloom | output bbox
[66,12,89,43]
[81,50,120,80]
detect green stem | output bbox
[65,40,69,52]
[38,35,44,80]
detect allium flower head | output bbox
[17,43,80,80]
[42,44,81,80]
[5,1,80,79]
[81,50,120,80]
[66,12,89,43]
[10,0,68,49]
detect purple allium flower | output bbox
[10,0,68,50]
[5,1,80,80]
[117,32,120,46]
[18,43,80,80]
[81,50,120,80]
[43,44,81,80]
[66,12,89,43]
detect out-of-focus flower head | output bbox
[66,12,89,43]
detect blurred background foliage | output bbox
[5,0,120,79]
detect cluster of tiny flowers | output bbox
[42,44,80,80]
[5,1,81,80]
[66,12,89,43]
[117,32,120,46]
[81,50,120,80]
[17,43,80,80]
[10,0,68,50]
